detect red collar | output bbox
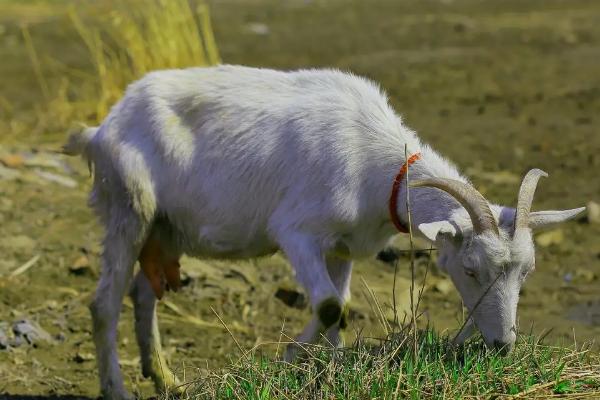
[388,152,421,233]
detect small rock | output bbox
[0,153,24,168]
[12,319,53,347]
[73,352,95,363]
[69,255,92,276]
[586,201,600,224]
[433,279,453,295]
[563,272,573,283]
[535,229,564,247]
[275,287,307,309]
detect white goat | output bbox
[64,65,585,399]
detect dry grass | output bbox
[19,0,219,137]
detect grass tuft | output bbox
[181,331,600,399]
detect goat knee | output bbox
[316,297,342,328]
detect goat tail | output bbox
[62,124,99,176]
[62,124,99,156]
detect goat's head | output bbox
[411,169,585,354]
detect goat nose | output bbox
[493,339,514,356]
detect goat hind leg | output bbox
[130,271,182,395]
[90,223,147,400]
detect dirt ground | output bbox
[0,0,599,397]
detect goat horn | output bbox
[410,178,499,235]
[514,168,548,231]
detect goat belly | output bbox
[167,222,279,259]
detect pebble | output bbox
[69,255,93,276]
[12,319,53,347]
[73,352,95,363]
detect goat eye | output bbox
[465,268,477,278]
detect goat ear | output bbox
[498,207,517,232]
[418,221,458,243]
[529,207,586,230]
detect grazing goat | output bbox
[64,65,585,399]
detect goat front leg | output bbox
[130,271,182,395]
[324,256,352,348]
[277,233,342,361]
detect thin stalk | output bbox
[21,24,50,101]
[452,271,502,344]
[405,144,418,360]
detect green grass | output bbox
[178,329,600,399]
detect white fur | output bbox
[66,65,584,398]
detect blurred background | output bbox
[0,0,598,396]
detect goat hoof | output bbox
[317,298,342,328]
[283,343,299,363]
[151,368,184,397]
[283,342,310,363]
